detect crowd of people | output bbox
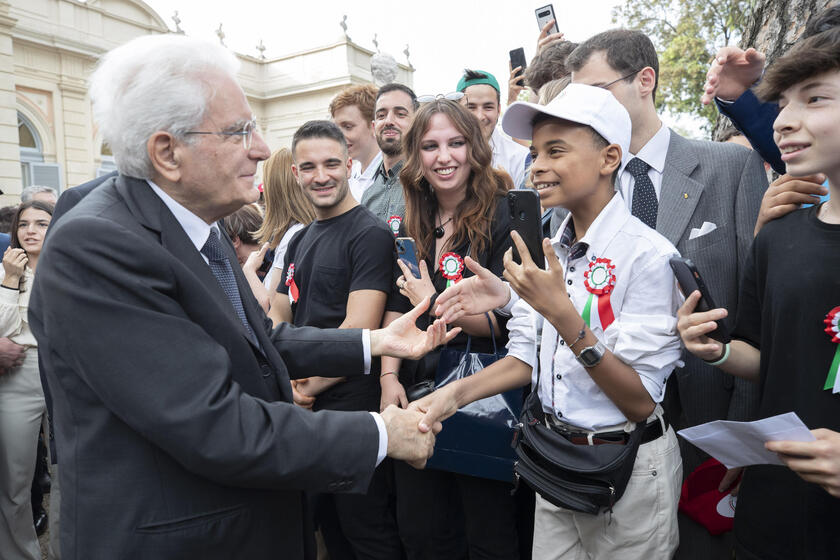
[2,5,840,560]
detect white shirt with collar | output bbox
[145,180,386,462]
[617,124,671,209]
[505,193,683,431]
[349,152,383,203]
[490,127,529,187]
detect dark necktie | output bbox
[201,229,255,340]
[626,157,658,229]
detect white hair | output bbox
[21,185,58,203]
[89,34,241,179]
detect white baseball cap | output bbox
[501,83,631,162]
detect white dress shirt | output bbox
[146,181,386,462]
[490,127,529,187]
[349,152,383,203]
[505,193,683,430]
[617,124,671,208]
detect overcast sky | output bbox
[142,0,701,135]
[142,1,618,96]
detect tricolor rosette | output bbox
[439,252,465,288]
[823,306,840,393]
[582,258,616,331]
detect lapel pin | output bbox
[683,193,689,199]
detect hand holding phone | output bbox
[395,237,421,279]
[669,257,731,344]
[535,4,559,34]
[509,48,527,87]
[507,190,545,269]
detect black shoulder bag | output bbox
[511,365,646,515]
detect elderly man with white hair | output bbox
[28,34,456,560]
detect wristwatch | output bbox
[575,340,606,368]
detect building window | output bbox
[19,112,62,192]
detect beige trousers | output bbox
[0,349,46,560]
[532,427,682,560]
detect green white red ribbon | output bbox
[823,306,840,393]
[439,252,464,288]
[582,258,616,331]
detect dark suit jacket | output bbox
[658,132,766,430]
[29,175,380,559]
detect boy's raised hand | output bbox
[676,290,729,362]
[503,232,566,321]
[434,256,510,323]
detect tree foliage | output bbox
[613,0,755,132]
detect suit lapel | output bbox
[658,131,704,245]
[115,177,260,349]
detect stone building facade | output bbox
[1,0,412,205]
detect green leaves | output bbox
[613,0,755,133]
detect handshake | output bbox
[380,404,444,469]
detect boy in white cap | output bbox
[412,83,684,559]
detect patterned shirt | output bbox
[361,159,406,223]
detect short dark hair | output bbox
[525,41,578,93]
[291,120,347,158]
[375,83,419,110]
[805,2,840,38]
[566,29,659,101]
[756,27,840,102]
[461,69,500,104]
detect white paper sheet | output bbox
[677,412,816,469]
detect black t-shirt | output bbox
[732,205,840,560]
[278,205,395,411]
[387,195,512,386]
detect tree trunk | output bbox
[713,0,831,139]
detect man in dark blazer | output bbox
[567,30,768,559]
[28,34,453,560]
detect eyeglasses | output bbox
[184,117,257,150]
[416,92,465,104]
[599,69,642,90]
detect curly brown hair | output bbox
[399,100,512,261]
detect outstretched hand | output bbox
[434,256,509,323]
[371,297,462,360]
[409,384,460,434]
[381,405,441,469]
[502,231,566,321]
[701,46,765,105]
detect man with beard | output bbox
[361,84,418,233]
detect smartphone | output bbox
[535,4,559,34]
[669,256,731,344]
[509,48,527,87]
[395,237,421,279]
[507,190,545,269]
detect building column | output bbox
[0,3,21,204]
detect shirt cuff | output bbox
[362,329,371,375]
[496,284,518,316]
[369,412,388,466]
